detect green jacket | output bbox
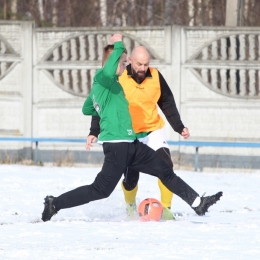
[82,41,136,142]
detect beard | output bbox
[132,69,146,83]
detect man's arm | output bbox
[85,116,100,150]
[82,96,100,150]
[82,95,99,116]
[89,116,100,137]
[157,71,188,136]
[95,36,125,87]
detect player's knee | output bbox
[156,147,173,168]
[123,168,139,190]
[123,180,138,191]
[159,169,176,183]
[101,188,113,198]
[155,155,175,181]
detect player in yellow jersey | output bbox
[87,45,190,220]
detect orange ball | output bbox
[138,198,163,221]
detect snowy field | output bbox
[0,164,260,260]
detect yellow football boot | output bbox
[121,181,138,218]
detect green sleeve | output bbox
[95,41,125,86]
[82,95,99,116]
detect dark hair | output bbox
[102,44,127,66]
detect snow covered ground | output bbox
[0,164,260,260]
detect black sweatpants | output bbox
[123,146,173,190]
[54,140,199,211]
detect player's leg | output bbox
[156,147,175,219]
[41,142,130,222]
[145,129,174,219]
[121,167,139,216]
[156,147,173,208]
[120,135,150,217]
[130,140,198,204]
[130,140,222,215]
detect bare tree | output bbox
[2,0,260,28]
[10,0,17,20]
[100,0,107,26]
[225,0,244,26]
[52,0,58,26]
[38,0,44,21]
[164,0,172,25]
[121,0,127,26]
[66,0,72,26]
[147,0,153,25]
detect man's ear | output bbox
[128,56,132,63]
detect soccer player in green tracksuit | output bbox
[41,34,222,222]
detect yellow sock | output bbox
[158,179,173,208]
[121,181,138,204]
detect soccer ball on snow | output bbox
[137,198,163,221]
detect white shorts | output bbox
[138,128,169,151]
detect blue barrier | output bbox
[167,141,260,148]
[0,137,86,143]
[0,137,86,164]
[168,141,260,171]
[0,137,260,171]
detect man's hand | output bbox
[181,127,190,139]
[85,135,97,150]
[110,33,122,44]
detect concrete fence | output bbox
[0,21,259,170]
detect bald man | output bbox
[87,46,190,220]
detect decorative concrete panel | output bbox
[0,99,23,135]
[0,64,22,93]
[36,106,89,137]
[0,22,259,168]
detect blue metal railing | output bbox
[167,141,260,171]
[0,137,87,143]
[1,137,260,171]
[0,137,87,164]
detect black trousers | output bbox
[123,146,173,190]
[54,140,198,211]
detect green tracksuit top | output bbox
[82,41,136,142]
